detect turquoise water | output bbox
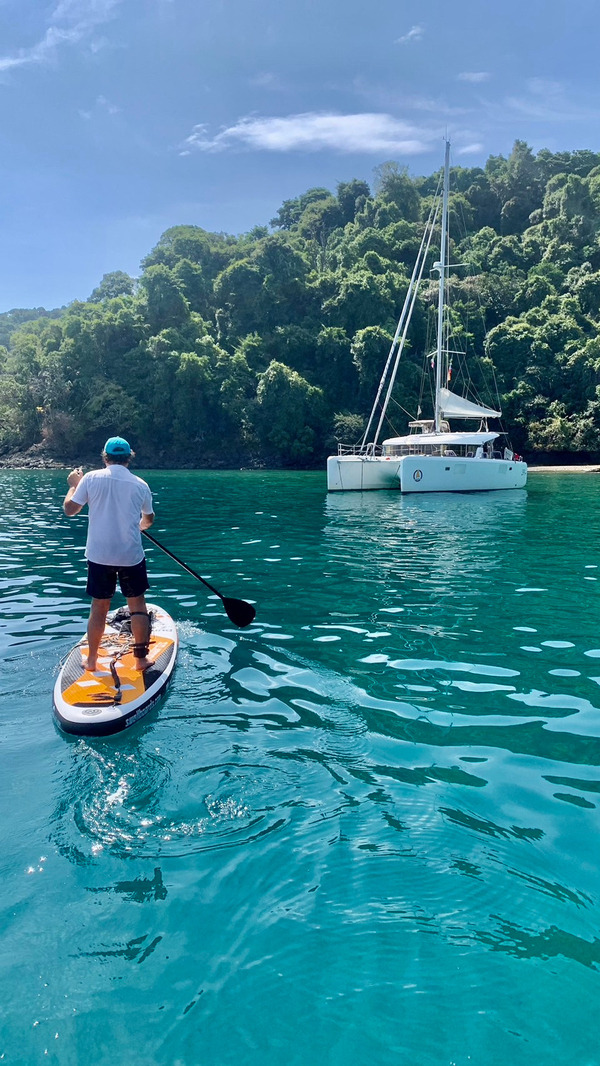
[1,468,599,1065]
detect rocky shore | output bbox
[0,444,277,471]
[0,450,69,470]
[528,465,600,472]
[2,444,600,474]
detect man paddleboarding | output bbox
[63,436,155,672]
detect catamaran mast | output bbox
[434,140,450,433]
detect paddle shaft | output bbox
[142,530,224,599]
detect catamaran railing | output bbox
[336,442,518,460]
[337,443,383,456]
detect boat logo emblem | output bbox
[413,469,423,482]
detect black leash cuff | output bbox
[130,611,151,659]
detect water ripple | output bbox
[3,470,600,1065]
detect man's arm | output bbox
[63,467,84,516]
[140,483,154,530]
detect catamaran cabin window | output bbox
[382,444,455,457]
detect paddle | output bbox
[142,530,256,628]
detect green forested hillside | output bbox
[3,140,600,466]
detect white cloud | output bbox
[455,142,484,155]
[78,93,120,120]
[249,72,282,89]
[527,77,564,97]
[504,79,592,122]
[396,25,424,45]
[403,95,468,116]
[0,26,79,71]
[97,93,120,114]
[0,0,121,74]
[457,72,490,84]
[181,112,434,156]
[51,0,120,24]
[89,36,111,55]
[351,78,471,119]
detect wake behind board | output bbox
[53,603,178,737]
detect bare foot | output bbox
[133,657,153,672]
[82,657,97,672]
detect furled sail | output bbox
[439,387,501,420]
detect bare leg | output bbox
[84,598,111,670]
[127,594,153,671]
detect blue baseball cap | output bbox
[104,436,132,457]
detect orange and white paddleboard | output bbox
[53,603,178,736]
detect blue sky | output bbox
[1,0,599,312]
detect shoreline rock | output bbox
[1,444,600,474]
[528,465,600,473]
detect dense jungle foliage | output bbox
[3,139,600,466]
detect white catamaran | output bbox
[327,141,528,493]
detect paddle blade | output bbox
[222,597,256,628]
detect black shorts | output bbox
[86,559,150,600]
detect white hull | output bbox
[327,454,528,492]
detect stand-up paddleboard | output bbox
[53,603,178,737]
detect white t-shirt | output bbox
[72,465,154,567]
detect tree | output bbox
[486,318,537,388]
[351,326,392,401]
[172,259,211,316]
[329,411,365,446]
[253,235,311,324]
[214,259,264,339]
[265,325,317,378]
[485,141,543,235]
[336,179,371,225]
[81,380,142,439]
[0,377,39,452]
[270,188,332,230]
[217,351,257,448]
[141,225,235,280]
[253,361,326,463]
[373,163,420,222]
[89,271,135,302]
[323,267,402,336]
[298,198,344,265]
[138,265,190,332]
[571,268,600,317]
[314,326,356,405]
[172,351,217,451]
